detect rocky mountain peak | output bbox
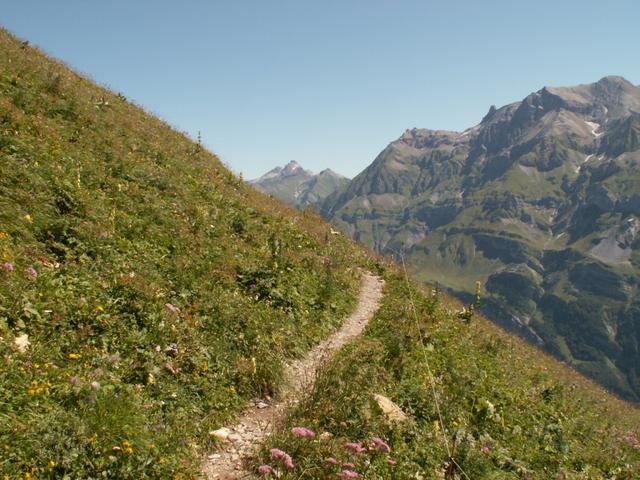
[282,160,304,175]
[481,105,498,123]
[250,162,348,208]
[318,168,345,178]
[595,75,635,90]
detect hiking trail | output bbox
[202,272,385,479]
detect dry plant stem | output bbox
[202,272,385,480]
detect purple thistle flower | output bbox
[342,463,355,469]
[372,436,391,453]
[336,470,359,478]
[258,464,272,475]
[25,266,37,279]
[325,457,338,466]
[291,426,315,438]
[2,262,13,272]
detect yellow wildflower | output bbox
[67,353,81,360]
[122,440,133,455]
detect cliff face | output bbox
[322,76,640,401]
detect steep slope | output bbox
[251,162,349,208]
[1,29,639,480]
[0,30,368,479]
[323,76,640,401]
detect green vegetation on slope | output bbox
[260,271,640,479]
[0,30,371,479]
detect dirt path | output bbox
[201,272,385,479]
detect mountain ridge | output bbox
[320,75,640,401]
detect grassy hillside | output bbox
[0,28,638,480]
[0,29,371,479]
[260,271,640,478]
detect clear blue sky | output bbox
[2,0,639,179]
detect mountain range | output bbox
[257,76,640,401]
[250,161,349,208]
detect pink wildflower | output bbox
[258,465,272,475]
[345,442,366,454]
[371,436,391,453]
[336,470,359,478]
[342,463,355,469]
[325,457,338,466]
[25,266,37,279]
[2,262,13,272]
[386,458,398,466]
[270,448,286,460]
[164,303,180,316]
[291,427,315,438]
[270,448,294,469]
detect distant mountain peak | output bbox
[250,161,311,184]
[318,168,346,178]
[283,160,304,174]
[596,75,634,88]
[251,162,349,208]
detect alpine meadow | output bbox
[0,25,639,480]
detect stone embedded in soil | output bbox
[210,427,232,441]
[373,393,409,423]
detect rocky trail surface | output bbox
[202,273,385,479]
